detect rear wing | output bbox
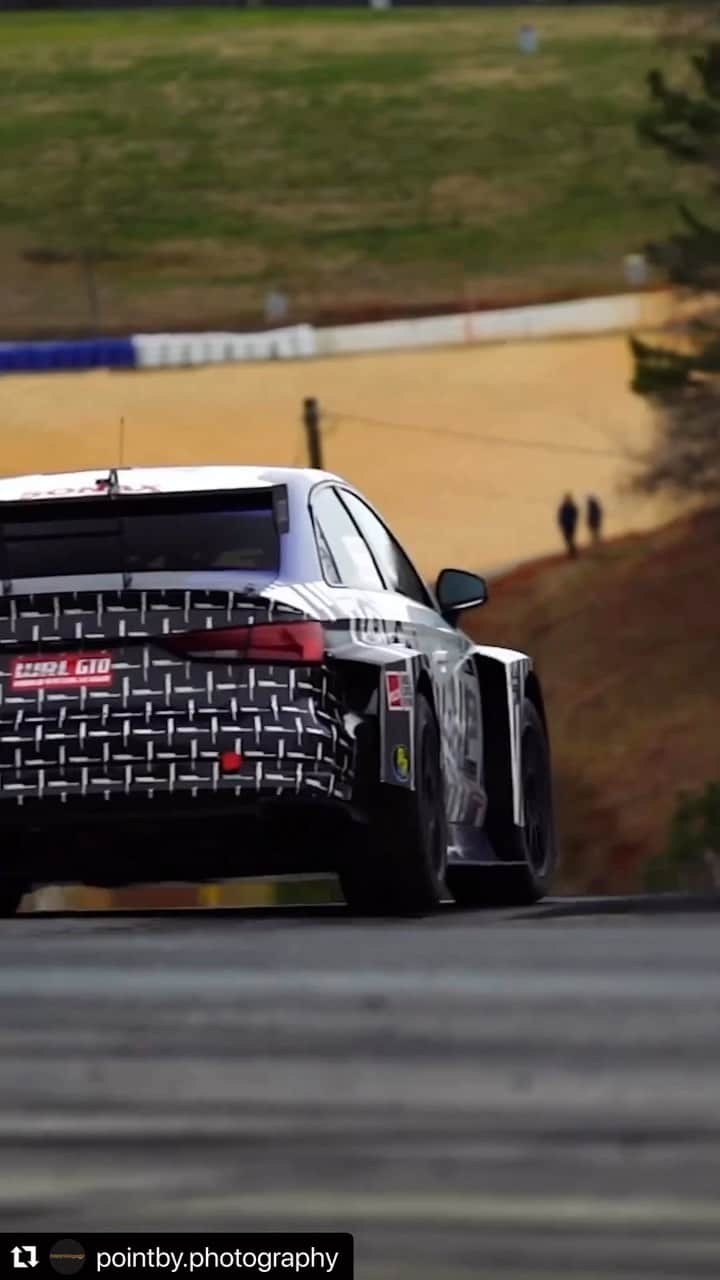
[0,482,289,524]
[0,484,290,594]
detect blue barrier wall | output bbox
[0,338,136,375]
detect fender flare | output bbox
[473,645,534,843]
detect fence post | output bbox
[303,396,323,469]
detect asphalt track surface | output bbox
[2,894,720,1279]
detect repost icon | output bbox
[11,1246,38,1269]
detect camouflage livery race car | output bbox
[0,465,557,915]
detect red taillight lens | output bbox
[247,622,325,663]
[169,627,250,659]
[168,621,325,664]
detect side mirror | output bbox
[436,568,488,618]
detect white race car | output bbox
[0,464,557,915]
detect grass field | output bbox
[0,5,700,337]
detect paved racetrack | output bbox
[2,896,720,1278]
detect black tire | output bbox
[0,882,25,918]
[339,693,448,915]
[447,699,557,908]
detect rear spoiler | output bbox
[0,482,290,532]
[0,483,290,595]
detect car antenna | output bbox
[118,415,126,470]
[94,418,125,497]
[94,467,120,497]
[116,416,133,589]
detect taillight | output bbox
[168,621,325,664]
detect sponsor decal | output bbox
[386,671,412,711]
[350,617,391,648]
[18,485,160,500]
[10,652,113,691]
[392,744,411,783]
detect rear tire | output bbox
[339,694,447,916]
[447,699,557,908]
[0,882,25,918]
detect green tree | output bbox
[645,782,720,891]
[631,37,720,495]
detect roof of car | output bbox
[0,465,343,503]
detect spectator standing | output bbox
[264,287,289,327]
[517,23,539,55]
[557,493,579,559]
[586,494,604,545]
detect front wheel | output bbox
[339,693,448,915]
[447,699,557,907]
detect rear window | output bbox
[0,492,280,579]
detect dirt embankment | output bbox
[467,506,720,893]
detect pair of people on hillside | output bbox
[557,494,603,559]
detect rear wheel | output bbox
[339,693,447,915]
[447,699,557,907]
[0,882,26,918]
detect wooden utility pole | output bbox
[303,397,323,469]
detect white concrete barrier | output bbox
[132,323,317,369]
[464,293,646,343]
[314,292,660,359]
[121,291,675,372]
[316,312,467,357]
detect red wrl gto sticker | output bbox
[386,671,412,710]
[10,652,113,691]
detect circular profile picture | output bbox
[49,1239,86,1275]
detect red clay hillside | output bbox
[467,506,720,895]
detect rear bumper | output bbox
[0,701,354,806]
[0,588,356,808]
[0,666,355,806]
[0,590,370,888]
[1,789,365,886]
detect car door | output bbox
[335,488,485,828]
